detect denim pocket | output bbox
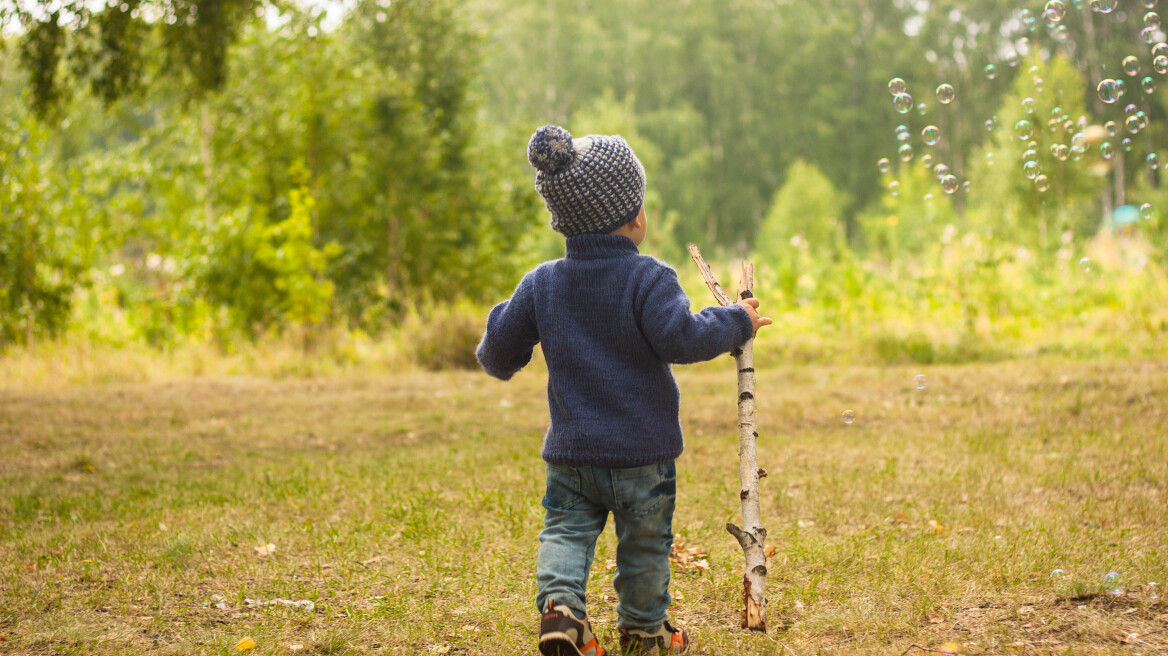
[543,463,585,511]
[612,461,676,518]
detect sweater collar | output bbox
[564,233,640,259]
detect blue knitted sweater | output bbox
[475,233,754,466]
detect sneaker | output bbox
[618,621,689,655]
[539,599,606,656]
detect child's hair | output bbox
[527,124,646,236]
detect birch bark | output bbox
[687,246,768,631]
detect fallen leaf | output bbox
[1114,632,1143,645]
[939,641,960,654]
[893,513,909,522]
[764,545,777,559]
[233,637,257,651]
[288,645,304,652]
[928,519,946,534]
[928,615,946,624]
[253,543,276,557]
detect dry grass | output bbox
[1,357,1166,655]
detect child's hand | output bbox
[737,297,773,336]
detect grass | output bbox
[1,356,1166,654]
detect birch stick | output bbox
[686,245,768,632]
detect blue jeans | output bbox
[536,461,676,631]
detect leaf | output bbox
[893,512,909,523]
[253,543,276,557]
[928,519,946,534]
[233,637,257,651]
[928,615,946,624]
[939,641,961,654]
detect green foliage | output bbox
[0,113,94,348]
[197,176,336,337]
[967,53,1104,249]
[755,160,848,262]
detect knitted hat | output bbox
[527,125,646,237]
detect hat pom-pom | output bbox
[528,125,575,174]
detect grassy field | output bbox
[1,357,1166,655]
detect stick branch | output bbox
[687,245,768,632]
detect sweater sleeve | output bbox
[637,265,755,365]
[475,273,540,381]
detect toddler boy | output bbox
[476,125,771,656]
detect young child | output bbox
[476,125,771,656]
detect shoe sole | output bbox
[539,632,584,656]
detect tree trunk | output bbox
[687,246,768,631]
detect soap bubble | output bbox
[1141,203,1154,218]
[1124,55,1143,76]
[921,153,934,168]
[878,157,892,173]
[1100,141,1114,159]
[894,92,914,113]
[961,180,971,193]
[934,163,950,178]
[918,101,929,116]
[1023,148,1040,162]
[1052,144,1069,160]
[1156,54,1168,73]
[1125,103,1140,116]
[1035,174,1051,191]
[1148,0,1160,8]
[899,143,914,162]
[941,175,959,194]
[936,83,955,103]
[1105,120,1118,135]
[1047,118,1062,133]
[1092,0,1118,12]
[1154,42,1168,58]
[1105,571,1124,595]
[914,374,927,389]
[1147,11,1162,28]
[985,63,998,79]
[922,125,940,145]
[1143,76,1157,93]
[1045,0,1067,22]
[1123,137,1134,152]
[985,151,996,166]
[842,410,856,424]
[1071,132,1088,148]
[889,77,907,95]
[1137,110,1150,129]
[1070,144,1086,161]
[1051,569,1066,577]
[923,192,934,206]
[1024,160,1041,179]
[1148,152,1160,169]
[1015,119,1034,139]
[1126,115,1142,133]
[985,117,997,131]
[1022,97,1037,114]
[1116,78,1128,96]
[1080,257,1092,272]
[1097,79,1120,103]
[889,180,900,196]
[1033,76,1045,91]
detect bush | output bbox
[405,303,486,371]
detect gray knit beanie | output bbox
[527,125,646,237]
